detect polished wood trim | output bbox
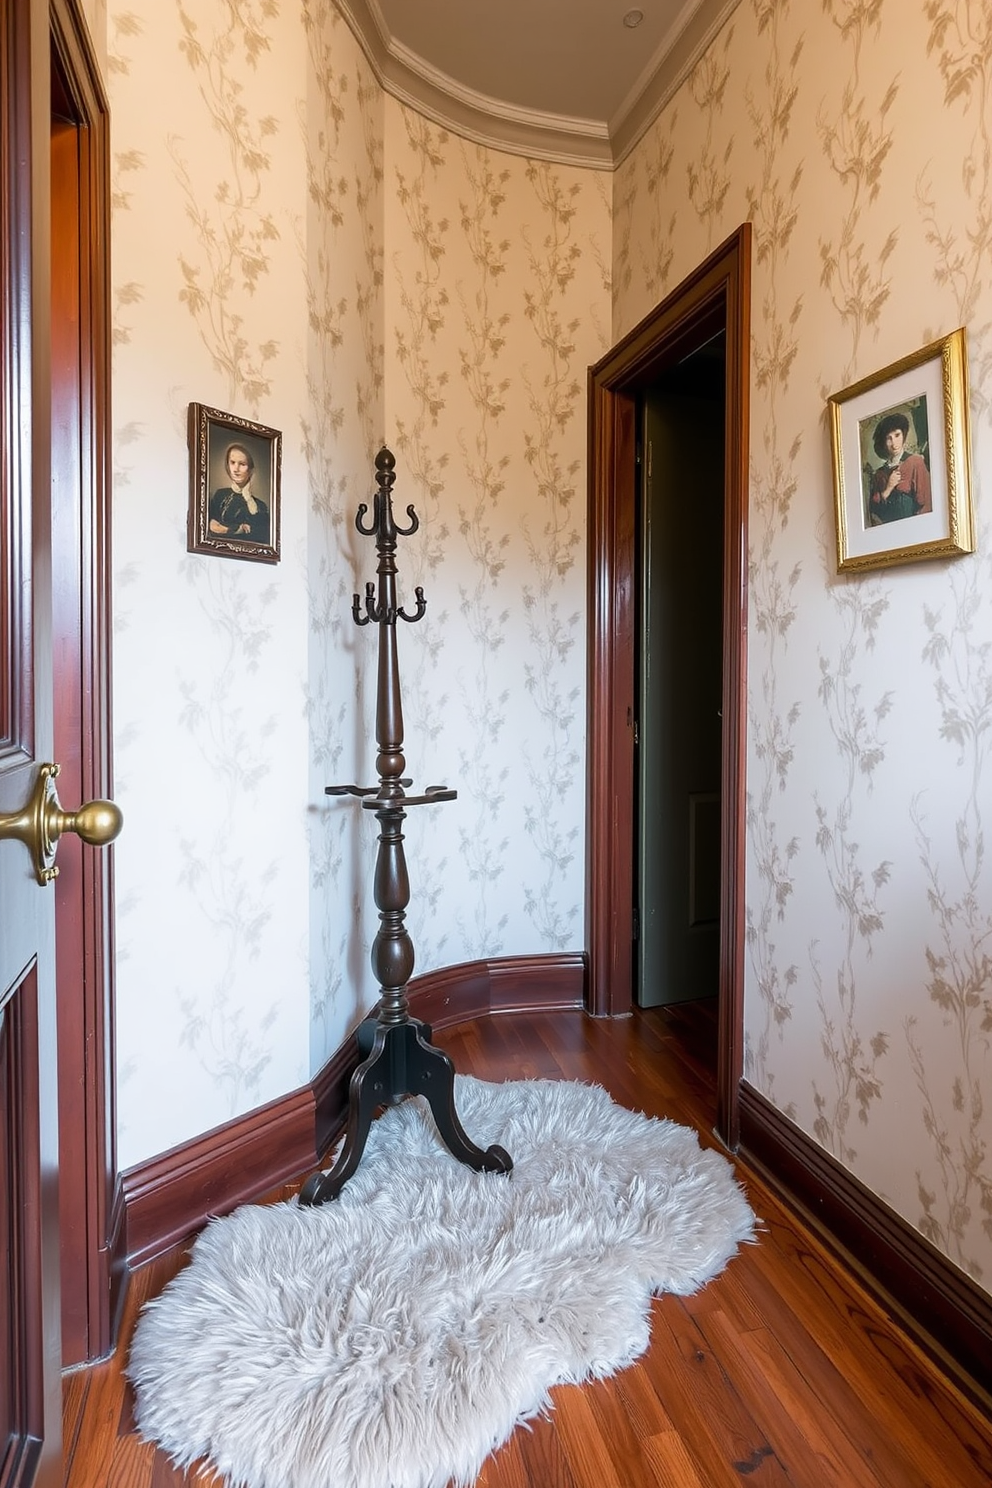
[410,951,586,1028]
[739,1080,992,1420]
[48,0,115,1367]
[585,382,637,1019]
[106,1172,128,1357]
[118,1088,315,1271]
[717,231,750,1153]
[586,225,751,1151]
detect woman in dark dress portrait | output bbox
[208,442,270,543]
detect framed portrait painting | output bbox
[187,403,281,564]
[827,328,975,574]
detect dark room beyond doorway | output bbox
[635,332,726,1037]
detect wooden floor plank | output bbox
[647,1298,792,1485]
[702,1310,886,1488]
[500,1409,579,1488]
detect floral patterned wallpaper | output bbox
[616,0,992,1289]
[102,0,991,1298]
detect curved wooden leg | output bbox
[406,1024,513,1176]
[298,1023,393,1206]
[299,1020,512,1205]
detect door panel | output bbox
[1,0,61,1483]
[0,970,49,1488]
[637,352,725,1008]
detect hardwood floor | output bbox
[63,1004,992,1487]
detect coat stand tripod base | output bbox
[298,1016,512,1206]
[299,448,513,1207]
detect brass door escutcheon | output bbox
[0,762,123,884]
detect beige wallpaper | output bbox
[616,0,992,1289]
[302,0,385,1073]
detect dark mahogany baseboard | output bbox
[118,1086,315,1271]
[739,1081,992,1418]
[408,951,586,1031]
[112,952,586,1301]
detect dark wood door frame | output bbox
[586,225,750,1150]
[49,0,116,1364]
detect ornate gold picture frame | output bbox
[828,328,974,574]
[187,402,281,564]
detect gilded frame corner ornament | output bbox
[187,402,282,565]
[828,328,975,575]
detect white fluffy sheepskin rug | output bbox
[128,1076,755,1488]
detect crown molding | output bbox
[335,0,742,171]
[610,0,742,166]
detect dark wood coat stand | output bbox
[299,447,512,1205]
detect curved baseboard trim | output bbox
[114,953,586,1288]
[312,952,586,1154]
[408,950,586,1029]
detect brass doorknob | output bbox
[0,762,122,885]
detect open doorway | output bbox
[635,331,726,1026]
[586,227,750,1149]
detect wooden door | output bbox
[637,348,725,1008]
[1,0,63,1482]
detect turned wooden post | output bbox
[299,447,512,1205]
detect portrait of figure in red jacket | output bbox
[860,401,931,528]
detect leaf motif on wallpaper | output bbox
[817,2,898,373]
[909,18,992,1278]
[107,9,143,76]
[808,580,893,1160]
[686,31,734,245]
[112,420,145,493]
[178,981,277,1117]
[353,66,386,450]
[743,0,806,1093]
[112,148,146,215]
[169,0,283,412]
[514,164,588,949]
[112,280,144,349]
[446,143,516,958]
[301,1,383,1061]
[925,1,992,105]
[909,643,992,1279]
[917,5,992,415]
[391,114,453,591]
[811,949,890,1162]
[171,563,282,1111]
[907,1013,991,1279]
[302,0,347,145]
[110,137,147,347]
